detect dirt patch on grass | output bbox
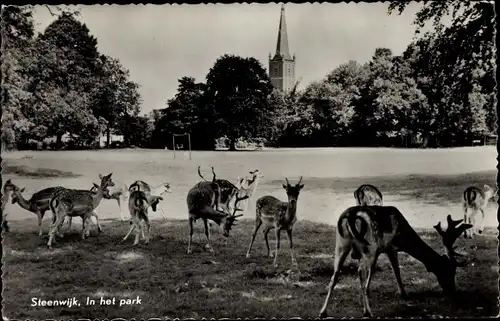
[2,165,80,178]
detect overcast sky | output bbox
[32,3,426,114]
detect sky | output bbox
[32,3,426,115]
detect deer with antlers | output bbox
[318,206,472,318]
[462,184,497,239]
[46,173,114,249]
[186,173,248,254]
[246,177,304,268]
[197,166,241,214]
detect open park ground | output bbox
[1,147,498,319]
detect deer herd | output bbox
[1,166,497,318]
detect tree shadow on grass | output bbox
[2,165,81,178]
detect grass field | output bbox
[1,147,499,319]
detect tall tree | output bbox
[204,54,273,150]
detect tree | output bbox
[204,54,273,150]
[152,77,208,149]
[26,12,101,148]
[1,6,36,150]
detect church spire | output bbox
[274,4,292,60]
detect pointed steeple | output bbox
[273,4,292,60]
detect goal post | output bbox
[172,133,192,160]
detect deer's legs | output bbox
[246,218,262,258]
[35,210,43,236]
[286,228,298,267]
[263,226,273,257]
[203,218,214,253]
[319,236,352,318]
[187,216,194,254]
[122,224,135,243]
[116,197,126,221]
[358,253,378,318]
[47,213,67,249]
[144,218,151,245]
[91,212,102,234]
[386,250,407,298]
[273,228,281,268]
[68,216,73,231]
[462,203,469,239]
[478,208,486,235]
[133,217,141,246]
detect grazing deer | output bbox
[46,173,114,249]
[462,184,497,239]
[351,184,384,261]
[2,179,17,232]
[235,169,264,212]
[246,177,304,268]
[318,207,472,318]
[186,179,248,254]
[121,186,151,246]
[197,166,240,214]
[128,180,172,212]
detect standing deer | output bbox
[186,178,248,254]
[462,184,497,238]
[235,169,264,212]
[2,179,17,232]
[121,185,152,246]
[318,207,472,318]
[246,177,304,268]
[46,173,114,249]
[128,180,172,212]
[8,183,100,236]
[100,181,130,221]
[351,184,384,261]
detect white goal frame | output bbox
[172,133,192,160]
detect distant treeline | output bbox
[2,3,495,151]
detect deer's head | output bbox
[433,215,473,294]
[92,182,110,199]
[149,195,164,212]
[3,179,16,193]
[484,184,498,201]
[283,177,304,205]
[220,193,248,237]
[237,169,264,190]
[98,173,115,189]
[11,186,26,204]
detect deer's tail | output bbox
[345,211,370,246]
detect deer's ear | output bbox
[93,183,99,189]
[20,187,26,192]
[282,184,287,189]
[99,173,103,180]
[106,173,113,178]
[298,184,304,189]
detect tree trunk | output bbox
[229,138,237,151]
[56,133,63,150]
[106,127,111,149]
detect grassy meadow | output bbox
[1,147,498,319]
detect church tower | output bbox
[269,5,296,92]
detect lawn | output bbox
[1,147,498,319]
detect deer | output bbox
[100,181,130,221]
[186,177,248,255]
[8,182,101,237]
[246,177,304,268]
[351,184,384,261]
[46,173,115,249]
[235,169,264,212]
[128,180,172,212]
[462,184,498,239]
[318,207,472,318]
[2,179,17,232]
[121,185,152,246]
[197,166,240,214]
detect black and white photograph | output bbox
[1,1,498,319]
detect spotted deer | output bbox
[318,207,472,318]
[462,184,497,238]
[128,179,172,212]
[121,185,152,246]
[351,184,384,261]
[186,178,248,254]
[2,179,17,232]
[246,177,304,268]
[8,183,100,236]
[46,173,114,249]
